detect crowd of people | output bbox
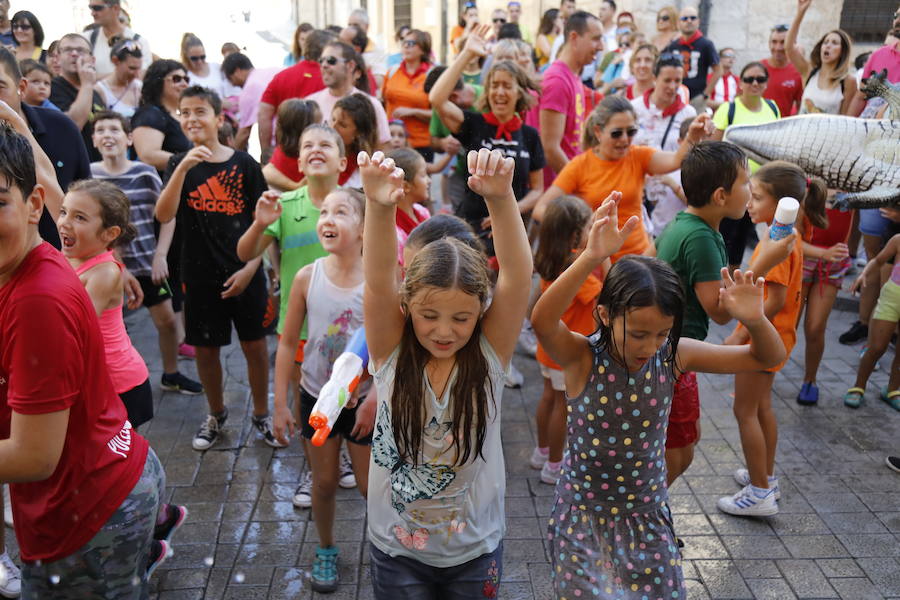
[0,0,898,598]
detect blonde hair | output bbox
[475,60,539,115]
[180,32,204,71]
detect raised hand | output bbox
[463,24,493,57]
[686,113,714,144]
[254,190,283,227]
[76,55,97,86]
[719,268,765,325]
[797,0,811,12]
[359,151,406,207]
[181,145,214,170]
[582,192,639,263]
[466,148,514,202]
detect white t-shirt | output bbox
[189,63,227,100]
[307,87,391,145]
[91,27,152,79]
[367,335,506,568]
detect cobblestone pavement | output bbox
[7,291,896,599]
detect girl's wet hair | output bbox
[326,187,366,220]
[405,214,484,256]
[69,179,137,248]
[277,99,322,158]
[394,237,492,466]
[0,122,36,198]
[752,161,828,230]
[386,147,424,183]
[595,255,685,365]
[534,195,591,281]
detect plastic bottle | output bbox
[769,197,799,241]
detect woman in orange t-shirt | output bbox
[534,96,712,263]
[383,29,433,161]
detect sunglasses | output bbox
[772,24,789,32]
[493,18,507,23]
[657,15,670,21]
[319,55,346,65]
[60,45,90,55]
[742,75,768,84]
[402,40,419,48]
[464,1,477,7]
[88,3,107,11]
[188,55,206,62]
[168,74,190,84]
[721,53,736,59]
[113,39,141,56]
[609,127,638,139]
[680,15,698,21]
[12,23,32,30]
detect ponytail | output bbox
[753,161,828,231]
[803,176,829,230]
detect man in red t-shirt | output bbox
[761,24,803,117]
[257,29,330,163]
[0,121,178,597]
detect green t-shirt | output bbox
[264,186,328,334]
[429,84,483,176]
[655,211,727,341]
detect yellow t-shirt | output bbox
[713,97,781,172]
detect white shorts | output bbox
[540,364,566,392]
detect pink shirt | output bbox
[238,67,280,129]
[862,44,900,83]
[539,60,588,169]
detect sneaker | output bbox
[338,447,357,489]
[886,456,900,473]
[529,447,548,470]
[540,461,561,485]
[160,372,204,395]
[517,320,538,357]
[0,552,20,598]
[504,362,524,388]
[292,471,312,509]
[733,468,780,500]
[2,485,11,528]
[311,545,339,593]
[146,540,169,579]
[839,320,868,345]
[717,485,778,517]
[178,343,196,359]
[154,504,188,544]
[192,410,227,451]
[251,414,288,449]
[796,382,819,406]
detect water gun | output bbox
[308,327,369,446]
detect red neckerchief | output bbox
[625,83,635,100]
[338,151,358,186]
[678,31,703,50]
[484,112,523,141]
[399,61,430,83]
[396,207,424,235]
[643,88,686,117]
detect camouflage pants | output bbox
[21,449,165,599]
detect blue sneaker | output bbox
[311,546,339,593]
[797,382,819,405]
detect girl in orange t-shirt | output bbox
[718,161,828,518]
[534,96,713,263]
[530,196,604,485]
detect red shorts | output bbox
[666,371,700,449]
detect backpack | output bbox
[88,25,140,51]
[727,98,779,126]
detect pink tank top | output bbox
[75,251,148,394]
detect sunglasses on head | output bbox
[113,39,141,57]
[319,55,346,65]
[169,74,189,84]
[188,54,206,62]
[772,24,789,32]
[464,1,477,7]
[742,75,768,84]
[609,127,638,139]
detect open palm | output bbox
[720,268,765,324]
[583,192,639,262]
[359,151,406,207]
[463,24,493,57]
[254,191,283,226]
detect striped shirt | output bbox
[90,162,163,277]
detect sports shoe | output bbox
[338,447,357,489]
[192,410,228,451]
[796,382,819,406]
[717,485,778,517]
[504,362,524,388]
[160,372,203,395]
[178,343,196,359]
[733,468,780,500]
[311,545,339,593]
[251,414,288,449]
[517,320,538,357]
[540,461,561,485]
[0,552,20,598]
[292,471,312,509]
[146,540,169,579]
[154,504,188,544]
[839,320,868,345]
[2,485,12,528]
[886,456,900,473]
[529,447,549,470]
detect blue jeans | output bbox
[369,542,503,599]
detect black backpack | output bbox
[88,25,140,50]
[727,98,779,126]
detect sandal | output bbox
[843,387,865,409]
[880,387,900,412]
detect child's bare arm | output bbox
[426,152,454,175]
[156,146,213,223]
[694,280,731,324]
[273,266,311,445]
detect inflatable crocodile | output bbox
[723,70,899,209]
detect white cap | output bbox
[775,197,800,225]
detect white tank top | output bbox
[800,70,844,115]
[300,258,366,397]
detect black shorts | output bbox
[119,378,153,429]
[136,276,172,309]
[298,387,372,445]
[719,212,755,267]
[183,269,275,347]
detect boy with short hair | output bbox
[90,110,203,397]
[155,86,281,451]
[19,59,59,111]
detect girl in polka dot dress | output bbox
[531,193,786,599]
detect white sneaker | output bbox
[529,447,548,470]
[733,468,781,500]
[338,447,357,489]
[292,471,313,509]
[504,362,524,388]
[717,485,778,517]
[517,321,538,357]
[540,461,561,485]
[0,551,21,598]
[2,485,12,528]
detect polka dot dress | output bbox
[548,334,685,599]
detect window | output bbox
[394,0,412,33]
[840,0,896,44]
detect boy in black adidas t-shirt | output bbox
[156,86,282,452]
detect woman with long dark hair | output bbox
[11,10,45,63]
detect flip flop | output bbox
[843,387,865,409]
[880,387,900,412]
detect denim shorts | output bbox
[370,542,503,599]
[859,208,890,237]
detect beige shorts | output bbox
[540,364,566,392]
